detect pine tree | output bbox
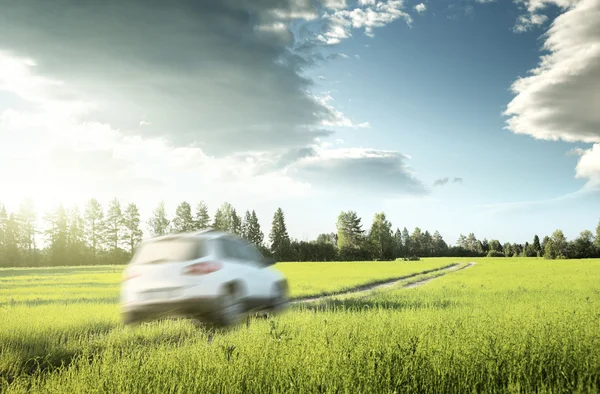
[401,227,411,256]
[269,208,290,261]
[411,227,424,256]
[393,228,403,258]
[247,210,264,246]
[532,235,541,253]
[84,198,104,257]
[0,204,7,266]
[105,198,124,252]
[4,213,20,266]
[122,203,143,254]
[194,201,210,230]
[241,210,252,239]
[432,230,447,256]
[16,199,36,261]
[231,208,242,235]
[172,202,195,233]
[67,206,86,264]
[594,220,600,252]
[44,204,69,266]
[148,201,170,237]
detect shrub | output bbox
[403,255,421,261]
[487,250,505,257]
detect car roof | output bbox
[144,228,239,243]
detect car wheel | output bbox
[270,282,289,313]
[215,287,243,327]
[122,312,142,326]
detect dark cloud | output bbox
[292,152,428,197]
[0,0,341,155]
[433,177,449,186]
[433,177,463,186]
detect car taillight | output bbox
[122,270,140,282]
[182,261,222,275]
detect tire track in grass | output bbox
[403,262,476,289]
[291,262,468,304]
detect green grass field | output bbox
[1,258,599,393]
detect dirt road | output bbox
[291,262,476,304]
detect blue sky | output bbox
[0,0,598,245]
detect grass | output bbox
[0,260,451,305]
[1,257,599,393]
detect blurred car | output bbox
[120,229,289,327]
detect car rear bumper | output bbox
[121,296,221,321]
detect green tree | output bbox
[16,199,37,262]
[213,202,237,233]
[316,232,337,246]
[336,211,365,250]
[489,239,502,253]
[532,235,541,254]
[122,203,143,255]
[44,204,69,266]
[411,227,424,256]
[172,202,195,233]
[572,230,594,259]
[4,213,20,266]
[423,230,434,256]
[481,238,490,254]
[104,198,124,252]
[231,208,242,235]
[67,207,86,265]
[432,231,448,256]
[0,204,7,266]
[249,210,264,246]
[503,242,512,257]
[457,234,467,249]
[401,227,411,256]
[545,229,567,259]
[541,236,550,257]
[84,199,104,257]
[367,212,394,260]
[594,220,600,253]
[194,201,211,230]
[269,208,290,261]
[393,228,403,258]
[148,201,170,237]
[241,210,252,239]
[466,233,478,252]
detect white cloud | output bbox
[315,93,371,128]
[504,0,600,187]
[322,0,348,10]
[318,0,412,44]
[574,144,600,189]
[414,3,427,13]
[513,13,549,32]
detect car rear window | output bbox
[131,238,206,265]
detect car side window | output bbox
[218,238,240,260]
[243,243,264,262]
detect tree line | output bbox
[0,199,599,267]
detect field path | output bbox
[291,262,476,304]
[403,262,476,289]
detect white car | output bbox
[120,229,289,327]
